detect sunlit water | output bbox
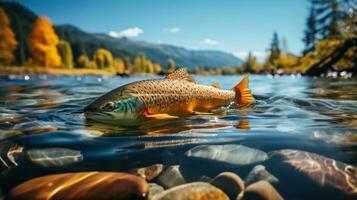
[0,74,356,199]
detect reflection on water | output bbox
[0,75,356,199]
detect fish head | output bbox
[84,92,144,124]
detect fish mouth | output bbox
[84,111,112,120]
[84,111,141,126]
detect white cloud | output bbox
[233,51,267,60]
[164,27,181,33]
[200,38,218,45]
[108,27,143,38]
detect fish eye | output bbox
[102,102,115,111]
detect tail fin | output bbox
[233,75,255,106]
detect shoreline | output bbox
[0,66,355,78]
[0,66,117,77]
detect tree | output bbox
[76,54,90,68]
[114,58,125,73]
[57,40,73,68]
[153,63,162,74]
[0,8,17,65]
[134,52,147,73]
[145,59,154,73]
[281,36,289,54]
[28,17,61,67]
[242,52,262,73]
[303,7,318,54]
[93,48,113,69]
[268,32,281,65]
[311,0,342,39]
[167,58,175,72]
[123,55,133,72]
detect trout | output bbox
[84,68,255,125]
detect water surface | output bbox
[0,74,356,198]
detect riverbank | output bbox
[0,66,117,77]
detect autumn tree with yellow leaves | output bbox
[58,40,73,68]
[28,17,61,67]
[0,8,17,66]
[93,48,113,69]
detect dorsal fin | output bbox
[164,68,195,83]
[211,82,220,89]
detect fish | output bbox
[84,68,255,125]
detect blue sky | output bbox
[17,0,310,60]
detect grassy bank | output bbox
[0,66,117,76]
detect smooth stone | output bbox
[130,164,164,181]
[244,181,284,200]
[151,182,229,200]
[27,148,83,167]
[245,165,279,185]
[210,172,244,200]
[157,165,186,188]
[269,149,357,198]
[147,183,165,200]
[185,144,268,167]
[9,171,148,200]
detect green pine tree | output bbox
[269,32,281,64]
[303,7,318,54]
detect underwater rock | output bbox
[244,181,284,200]
[268,149,357,198]
[184,144,268,167]
[147,183,165,200]
[9,171,148,200]
[209,172,244,200]
[151,182,229,200]
[27,147,83,167]
[245,165,279,185]
[157,165,186,189]
[130,164,164,181]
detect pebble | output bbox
[151,182,229,200]
[184,144,268,167]
[210,172,244,200]
[9,171,148,200]
[245,165,279,185]
[130,164,164,181]
[147,183,165,200]
[244,181,284,200]
[157,165,186,188]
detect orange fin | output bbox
[233,75,255,106]
[235,120,250,130]
[144,114,179,119]
[164,68,196,83]
[211,82,220,89]
[192,111,213,115]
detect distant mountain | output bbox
[1,2,243,68]
[56,25,243,68]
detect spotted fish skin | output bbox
[119,79,235,115]
[84,68,254,124]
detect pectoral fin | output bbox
[144,114,179,119]
[191,111,213,115]
[235,120,250,130]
